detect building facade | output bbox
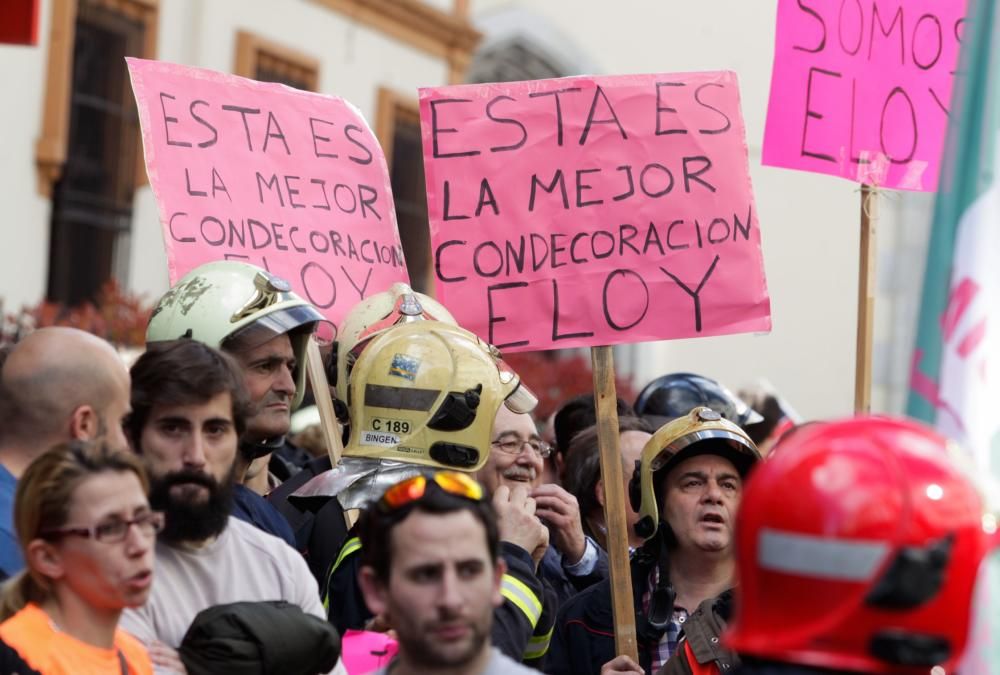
[0,0,930,419]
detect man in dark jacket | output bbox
[323,403,560,666]
[561,417,653,554]
[268,453,348,582]
[268,282,461,584]
[478,404,610,607]
[547,408,760,675]
[326,493,555,666]
[356,472,539,674]
[659,591,735,675]
[0,328,132,580]
[319,317,558,666]
[598,592,735,675]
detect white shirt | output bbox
[121,516,324,648]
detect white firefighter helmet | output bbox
[146,260,326,409]
[343,320,536,472]
[335,283,456,404]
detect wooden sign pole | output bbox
[854,184,879,413]
[591,346,638,662]
[305,339,344,467]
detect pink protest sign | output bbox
[127,58,409,326]
[763,0,966,191]
[420,72,771,352]
[340,630,398,674]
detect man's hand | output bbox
[147,640,188,674]
[601,655,643,675]
[364,614,398,641]
[493,484,549,566]
[532,483,586,564]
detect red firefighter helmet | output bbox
[726,416,998,673]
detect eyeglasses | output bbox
[379,472,485,513]
[491,437,553,459]
[42,511,166,544]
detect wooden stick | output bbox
[854,184,879,413]
[591,346,638,662]
[305,339,343,467]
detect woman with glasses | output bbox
[0,441,161,674]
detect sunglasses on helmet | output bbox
[378,471,485,513]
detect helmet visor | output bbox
[504,381,538,414]
[732,395,765,426]
[492,354,537,414]
[225,304,330,351]
[651,431,759,478]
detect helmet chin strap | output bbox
[634,524,677,645]
[239,435,286,461]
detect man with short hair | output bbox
[561,417,653,553]
[221,322,312,476]
[321,318,553,665]
[216,323,302,543]
[357,472,538,675]
[551,394,636,481]
[120,340,325,660]
[268,282,462,583]
[0,327,131,579]
[146,261,326,546]
[548,407,761,675]
[478,405,609,606]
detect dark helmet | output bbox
[634,372,763,429]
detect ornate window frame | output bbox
[35,0,158,197]
[309,0,480,84]
[233,30,320,91]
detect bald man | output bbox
[0,327,131,579]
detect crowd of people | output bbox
[0,260,995,675]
